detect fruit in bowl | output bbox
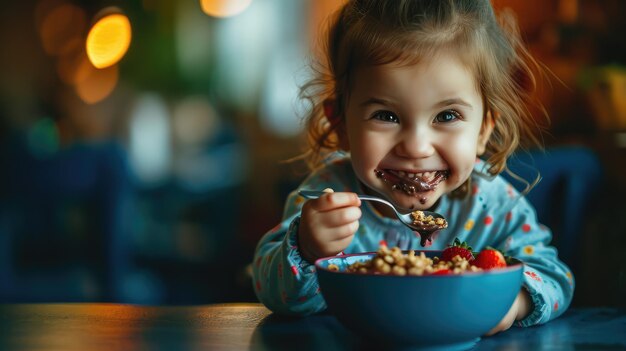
[315,244,523,350]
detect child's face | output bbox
[342,52,493,212]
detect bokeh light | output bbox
[128,93,172,186]
[37,2,86,56]
[26,118,60,157]
[200,0,253,18]
[74,64,119,104]
[85,10,131,69]
[56,49,92,85]
[172,96,219,148]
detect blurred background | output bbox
[0,0,624,307]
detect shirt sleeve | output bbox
[251,210,326,315]
[251,159,353,315]
[497,193,575,327]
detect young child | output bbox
[252,0,574,335]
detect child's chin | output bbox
[391,190,441,211]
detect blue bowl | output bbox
[315,251,523,351]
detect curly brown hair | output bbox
[298,0,547,194]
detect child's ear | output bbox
[323,98,350,151]
[476,110,496,155]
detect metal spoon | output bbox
[298,190,448,246]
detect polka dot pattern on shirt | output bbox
[523,245,535,255]
[484,216,493,225]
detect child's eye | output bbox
[434,110,461,123]
[371,110,399,123]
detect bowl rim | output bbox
[314,250,524,277]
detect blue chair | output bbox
[502,146,604,271]
[0,134,135,302]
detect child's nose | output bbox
[394,129,435,158]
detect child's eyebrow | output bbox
[359,97,393,107]
[360,97,474,110]
[435,98,474,110]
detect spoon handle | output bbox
[298,190,393,208]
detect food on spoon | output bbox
[410,210,448,228]
[410,210,448,246]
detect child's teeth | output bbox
[390,170,444,182]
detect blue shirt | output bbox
[252,155,574,327]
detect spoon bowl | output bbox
[298,190,447,246]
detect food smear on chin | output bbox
[374,169,448,201]
[411,210,448,246]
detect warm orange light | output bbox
[38,3,86,56]
[200,0,253,18]
[56,50,92,85]
[85,11,131,69]
[558,0,578,23]
[75,64,118,104]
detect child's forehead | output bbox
[354,41,476,70]
[351,48,478,82]
[363,62,475,82]
[345,51,484,104]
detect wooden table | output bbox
[1,303,625,350]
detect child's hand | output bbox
[298,189,362,263]
[485,288,532,336]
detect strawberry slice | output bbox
[430,268,452,275]
[472,247,507,269]
[441,238,474,262]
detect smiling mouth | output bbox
[374,169,449,196]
